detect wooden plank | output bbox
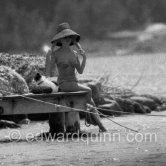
[0,91,87,100]
[0,92,87,115]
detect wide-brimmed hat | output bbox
[51,23,80,46]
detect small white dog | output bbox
[34,73,58,93]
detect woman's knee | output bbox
[78,84,92,97]
[81,86,92,96]
[87,87,92,96]
[84,87,92,100]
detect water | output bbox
[80,53,166,96]
[0,111,166,165]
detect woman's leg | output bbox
[59,82,107,132]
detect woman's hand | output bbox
[74,42,86,56]
[79,48,86,56]
[74,42,86,74]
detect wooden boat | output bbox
[0,91,87,133]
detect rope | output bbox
[0,89,165,132]
[98,111,139,133]
[0,89,166,118]
[19,94,166,132]
[0,89,139,131]
[94,106,166,118]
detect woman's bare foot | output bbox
[87,105,107,132]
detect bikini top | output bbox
[56,51,79,69]
[54,51,79,84]
[57,60,78,69]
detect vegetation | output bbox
[1,0,166,52]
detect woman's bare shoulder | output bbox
[51,48,61,58]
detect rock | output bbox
[98,97,114,105]
[115,98,135,113]
[159,104,166,111]
[143,106,152,113]
[130,96,158,110]
[160,97,166,104]
[0,65,29,95]
[115,97,150,114]
[133,102,149,114]
[1,114,29,124]
[87,81,102,104]
[0,120,20,129]
[18,118,30,125]
[98,101,123,116]
[140,94,162,105]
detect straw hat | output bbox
[51,23,80,46]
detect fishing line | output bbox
[0,89,166,118]
[0,89,139,131]
[98,111,139,133]
[0,89,165,132]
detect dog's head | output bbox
[34,73,42,82]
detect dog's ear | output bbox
[34,73,42,82]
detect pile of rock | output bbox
[0,65,30,128]
[0,65,29,96]
[0,53,45,90]
[85,80,164,117]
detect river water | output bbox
[0,110,166,166]
[81,53,166,96]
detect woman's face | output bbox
[60,36,72,46]
[51,42,56,50]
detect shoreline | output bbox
[0,111,166,165]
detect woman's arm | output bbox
[74,43,86,74]
[45,50,58,77]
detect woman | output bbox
[45,23,107,132]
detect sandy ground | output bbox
[0,111,166,166]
